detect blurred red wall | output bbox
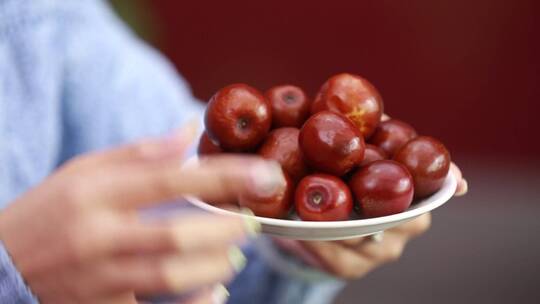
[147,0,539,160]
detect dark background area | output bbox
[111,1,540,303]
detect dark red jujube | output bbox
[299,111,365,176]
[349,160,414,218]
[295,174,353,221]
[393,136,451,198]
[311,73,383,138]
[257,127,308,182]
[205,84,271,151]
[266,85,311,128]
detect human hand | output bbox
[288,163,467,279]
[299,213,432,279]
[0,125,280,303]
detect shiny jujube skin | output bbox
[359,144,387,167]
[204,84,271,151]
[257,127,308,182]
[239,171,293,219]
[266,85,311,128]
[299,111,365,176]
[393,136,451,198]
[349,160,414,218]
[197,131,223,155]
[295,174,353,221]
[369,119,417,157]
[311,73,383,138]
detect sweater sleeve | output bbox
[0,242,37,304]
[1,1,345,303]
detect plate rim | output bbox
[186,170,457,228]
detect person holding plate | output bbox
[0,1,467,303]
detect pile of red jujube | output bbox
[199,73,451,221]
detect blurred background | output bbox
[111,1,540,303]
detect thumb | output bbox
[450,163,468,196]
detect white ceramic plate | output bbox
[187,170,457,241]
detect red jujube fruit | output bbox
[359,144,387,167]
[299,111,365,176]
[370,119,417,157]
[197,131,223,155]
[295,174,353,221]
[349,160,414,218]
[205,84,271,151]
[266,85,311,128]
[311,73,383,138]
[393,136,451,198]
[257,127,308,182]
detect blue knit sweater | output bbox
[0,0,344,303]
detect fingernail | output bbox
[212,284,230,304]
[228,246,247,273]
[248,161,284,195]
[370,231,385,243]
[240,208,261,237]
[455,179,468,196]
